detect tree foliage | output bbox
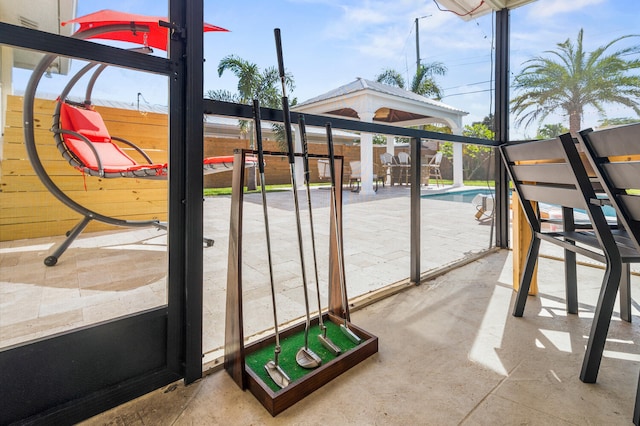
[598,117,640,127]
[207,55,295,149]
[442,120,494,180]
[376,69,405,89]
[410,63,447,99]
[375,61,447,99]
[536,123,569,139]
[511,29,640,134]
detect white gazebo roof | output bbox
[292,77,467,132]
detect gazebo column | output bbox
[386,135,394,155]
[359,112,375,195]
[452,142,463,187]
[385,135,394,185]
[294,126,305,189]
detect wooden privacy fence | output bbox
[205,139,387,188]
[1,95,392,242]
[1,95,169,241]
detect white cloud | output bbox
[323,0,436,39]
[341,3,390,25]
[356,31,408,60]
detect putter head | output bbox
[296,347,322,369]
[265,360,291,389]
[318,334,341,356]
[340,324,363,345]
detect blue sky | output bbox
[14,0,640,138]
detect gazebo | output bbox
[292,77,468,194]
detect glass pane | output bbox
[420,144,496,274]
[1,2,171,348]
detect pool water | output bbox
[421,188,493,203]
[422,188,617,219]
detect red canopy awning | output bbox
[62,9,229,51]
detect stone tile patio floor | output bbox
[2,185,640,424]
[1,185,494,351]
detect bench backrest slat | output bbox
[601,162,640,192]
[503,137,566,161]
[518,184,586,210]
[620,194,640,221]
[511,163,577,186]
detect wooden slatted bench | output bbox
[500,134,640,387]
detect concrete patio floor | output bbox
[80,249,640,425]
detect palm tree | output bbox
[207,55,294,142]
[511,28,640,135]
[375,62,447,99]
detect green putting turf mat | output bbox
[245,321,359,392]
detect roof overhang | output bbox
[434,0,537,21]
[294,85,467,131]
[324,106,433,123]
[0,0,77,73]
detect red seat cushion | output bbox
[60,102,111,142]
[203,155,234,165]
[59,102,245,176]
[64,137,138,171]
[60,102,140,171]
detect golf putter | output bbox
[274,28,322,369]
[299,114,341,356]
[253,99,290,388]
[325,123,362,345]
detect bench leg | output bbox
[580,261,622,383]
[563,208,579,314]
[620,263,632,322]
[634,372,640,425]
[513,236,540,317]
[565,249,578,314]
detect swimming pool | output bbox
[421,188,494,203]
[422,188,617,219]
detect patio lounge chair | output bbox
[397,152,411,184]
[500,134,640,387]
[380,152,401,185]
[34,99,258,266]
[57,100,241,178]
[426,152,443,187]
[317,158,331,182]
[348,160,383,192]
[20,15,252,267]
[576,123,640,424]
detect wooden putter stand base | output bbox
[224,149,378,416]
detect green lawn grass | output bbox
[438,179,495,187]
[203,183,315,196]
[204,180,495,196]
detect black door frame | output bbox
[0,0,204,423]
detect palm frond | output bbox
[511,28,640,133]
[375,69,406,88]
